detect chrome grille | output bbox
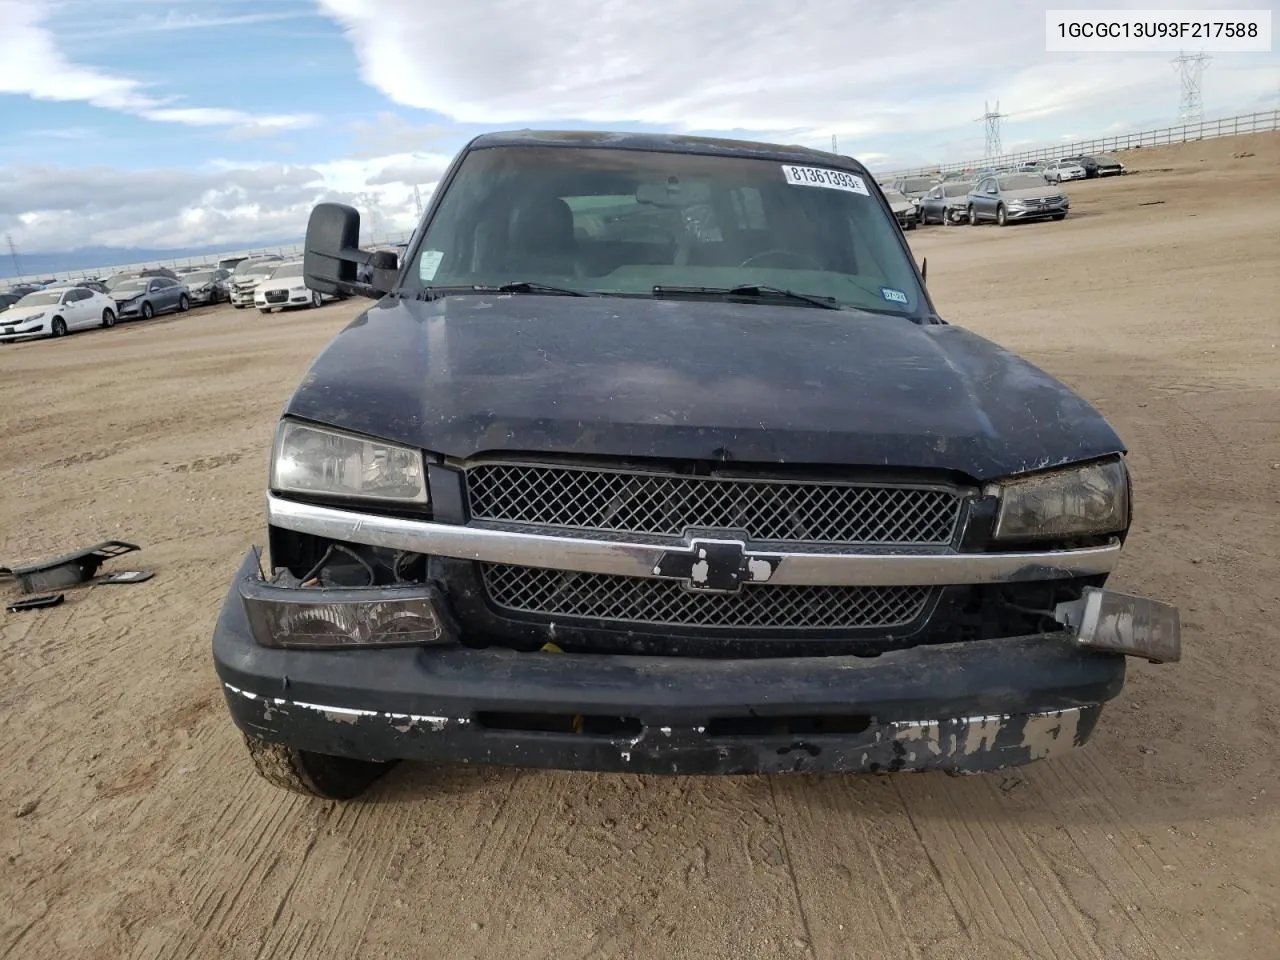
[466,464,962,545]
[481,563,931,630]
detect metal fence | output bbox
[879,109,1279,179]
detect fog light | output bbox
[241,580,454,649]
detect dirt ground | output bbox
[1,131,1278,960]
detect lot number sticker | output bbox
[419,250,444,281]
[782,165,869,196]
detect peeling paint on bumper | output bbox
[220,680,1098,775]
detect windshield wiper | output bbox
[490,281,592,297]
[651,284,843,311]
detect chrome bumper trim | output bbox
[266,495,1121,587]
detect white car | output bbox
[0,286,118,342]
[254,260,325,313]
[1044,160,1087,183]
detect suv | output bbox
[211,130,1180,800]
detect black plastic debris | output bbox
[7,593,65,613]
[0,540,141,594]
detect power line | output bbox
[1171,50,1211,123]
[5,234,20,278]
[974,101,1007,159]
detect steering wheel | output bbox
[738,249,825,270]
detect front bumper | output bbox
[231,288,258,306]
[0,322,48,341]
[213,550,1129,776]
[1006,202,1069,221]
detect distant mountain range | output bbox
[1,238,306,281]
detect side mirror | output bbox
[303,202,394,300]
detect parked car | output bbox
[111,275,190,320]
[1043,159,1088,183]
[881,187,918,230]
[1060,154,1125,178]
[967,173,1069,226]
[210,128,1180,800]
[1018,161,1048,173]
[44,278,110,295]
[230,256,284,308]
[104,267,179,294]
[0,292,23,311]
[890,175,937,217]
[254,260,326,312]
[0,286,118,342]
[919,181,975,225]
[183,268,232,306]
[3,283,43,298]
[218,256,250,272]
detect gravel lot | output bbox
[2,132,1277,960]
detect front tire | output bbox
[243,734,394,800]
[996,204,1008,227]
[259,307,270,314]
[967,205,978,226]
[310,290,322,308]
[141,301,154,320]
[101,308,116,328]
[178,294,190,312]
[51,317,68,337]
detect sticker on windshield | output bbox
[880,287,908,304]
[781,164,869,196]
[418,250,444,282]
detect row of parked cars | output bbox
[878,152,1126,230]
[1,255,331,343]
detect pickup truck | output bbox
[211,130,1180,800]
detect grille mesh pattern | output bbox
[467,464,961,545]
[480,563,931,630]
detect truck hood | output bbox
[284,295,1125,481]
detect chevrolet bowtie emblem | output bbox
[651,539,781,594]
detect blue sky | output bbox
[1,0,1276,256]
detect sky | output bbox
[0,0,1276,258]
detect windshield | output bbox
[900,177,934,193]
[105,275,142,291]
[882,188,909,203]
[269,262,304,280]
[999,174,1049,190]
[408,144,926,317]
[236,260,279,276]
[15,290,64,307]
[185,271,216,284]
[113,279,149,294]
[944,183,972,197]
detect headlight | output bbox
[270,420,429,504]
[26,312,46,321]
[290,285,308,293]
[987,459,1129,541]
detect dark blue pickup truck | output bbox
[211,130,1179,800]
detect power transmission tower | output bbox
[1171,50,1211,123]
[5,234,20,278]
[831,134,838,153]
[413,184,423,217]
[976,101,1006,160]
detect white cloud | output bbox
[0,150,452,252]
[317,0,1278,160]
[0,0,318,132]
